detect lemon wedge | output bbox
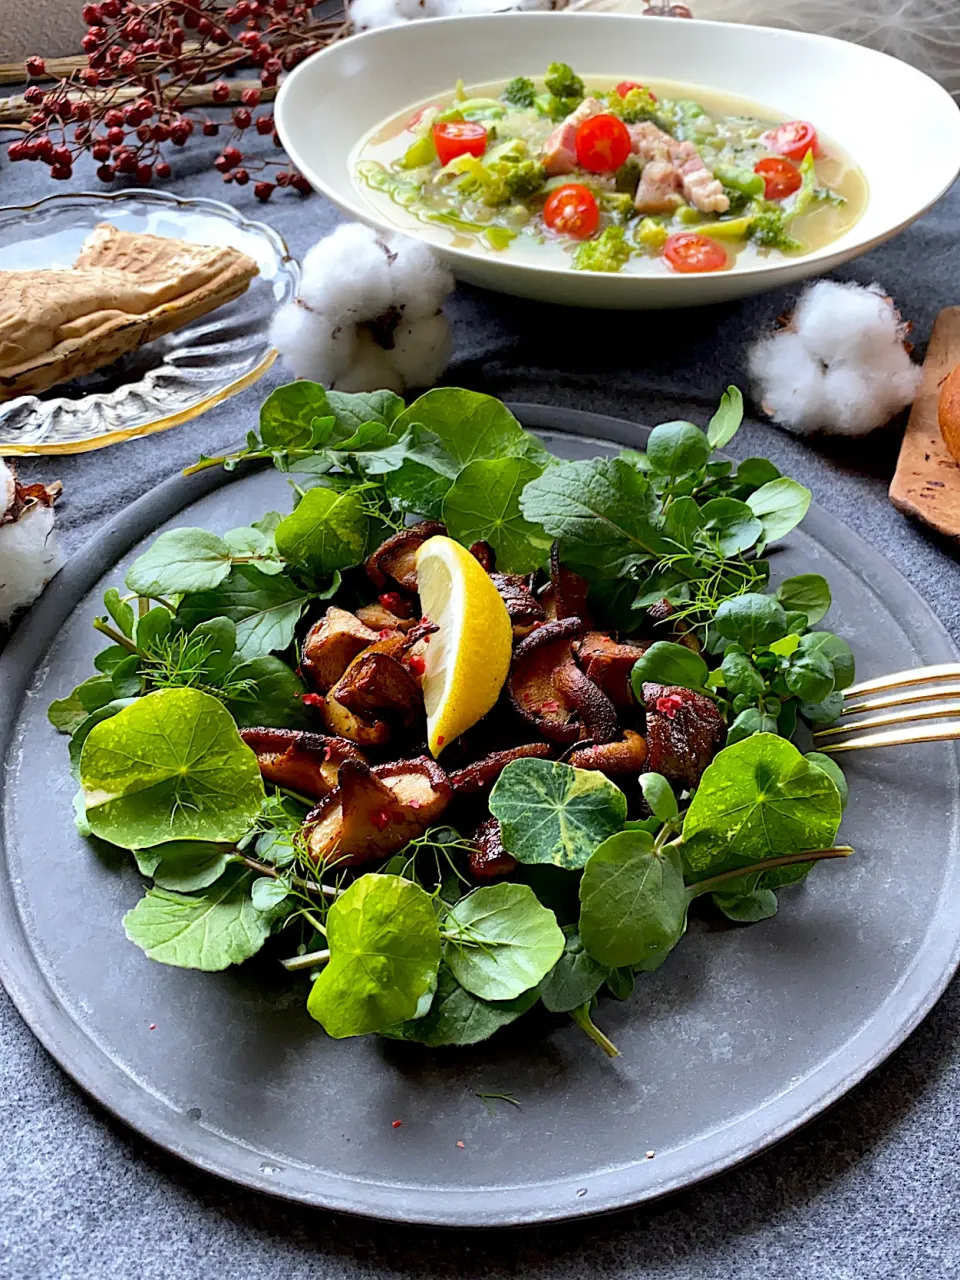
[415,535,513,757]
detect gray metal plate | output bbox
[1,405,958,1227]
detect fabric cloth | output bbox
[3,134,960,1279]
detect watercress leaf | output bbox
[645,421,711,480]
[785,650,835,704]
[330,421,400,456]
[176,564,313,659]
[123,866,277,970]
[784,610,810,635]
[698,498,763,555]
[134,605,172,653]
[605,966,636,1000]
[630,641,708,694]
[662,495,702,548]
[799,690,845,723]
[444,881,565,1001]
[274,487,368,576]
[140,840,234,891]
[720,648,766,700]
[260,381,330,448]
[126,529,233,596]
[539,926,610,1014]
[68,698,136,778]
[253,511,283,536]
[706,385,744,449]
[382,426,460,518]
[714,593,788,649]
[746,478,812,544]
[111,653,143,700]
[726,706,779,744]
[326,388,405,435]
[681,734,843,878]
[224,525,284,576]
[393,388,548,470]
[389,963,538,1046]
[307,874,441,1037]
[103,587,135,638]
[638,771,678,822]
[778,697,799,740]
[520,457,669,578]
[579,833,687,969]
[49,674,115,733]
[768,633,802,658]
[805,751,849,810]
[735,457,781,490]
[776,573,831,626]
[251,875,290,910]
[80,688,264,849]
[442,457,551,574]
[94,645,129,674]
[490,758,628,870]
[226,655,311,729]
[798,631,856,690]
[713,886,779,923]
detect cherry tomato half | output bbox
[433,120,488,167]
[762,120,819,162]
[615,80,657,102]
[663,232,728,274]
[754,156,802,201]
[575,114,631,174]
[543,184,600,240]
[407,103,439,131]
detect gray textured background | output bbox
[3,133,960,1279]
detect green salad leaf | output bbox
[176,564,318,659]
[630,641,709,693]
[443,881,565,1001]
[274,487,369,575]
[126,529,235,596]
[442,456,551,573]
[579,831,688,969]
[137,840,234,892]
[390,963,538,1046]
[775,573,831,626]
[746,478,812,545]
[706,385,744,449]
[539,926,610,1013]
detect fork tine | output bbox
[815,721,960,754]
[840,682,960,717]
[843,663,960,699]
[816,701,960,738]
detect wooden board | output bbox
[890,306,960,538]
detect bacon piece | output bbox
[628,121,729,215]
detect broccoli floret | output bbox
[483,157,546,205]
[614,154,642,197]
[573,225,632,273]
[749,207,802,252]
[544,62,584,103]
[599,191,635,222]
[502,76,537,109]
[609,86,659,125]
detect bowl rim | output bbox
[275,11,960,287]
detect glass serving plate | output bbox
[0,189,299,456]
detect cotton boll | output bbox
[349,0,405,28]
[389,312,454,388]
[0,503,62,625]
[747,329,829,435]
[0,458,14,516]
[299,223,394,324]
[792,280,903,365]
[386,236,455,319]
[270,301,358,384]
[336,330,406,394]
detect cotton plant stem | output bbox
[687,846,854,899]
[280,947,330,972]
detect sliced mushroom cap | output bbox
[467,817,518,883]
[301,606,380,693]
[365,520,446,592]
[239,728,364,800]
[355,602,418,634]
[642,683,726,790]
[645,597,701,655]
[509,617,584,744]
[576,632,648,708]
[449,742,554,795]
[490,573,546,637]
[334,650,423,725]
[569,730,647,775]
[304,756,452,866]
[469,541,495,573]
[321,693,391,747]
[550,542,593,626]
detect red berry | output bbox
[233,166,249,185]
[92,141,111,160]
[211,80,229,103]
[125,19,147,41]
[222,144,241,166]
[170,121,190,145]
[81,2,101,21]
[73,102,91,121]
[24,85,44,104]
[52,145,72,165]
[254,180,274,202]
[135,97,153,118]
[290,173,311,195]
[224,6,242,20]
[183,7,199,26]
[196,16,212,34]
[222,172,234,183]
[232,107,251,129]
[104,107,123,127]
[211,28,230,45]
[156,160,171,178]
[118,51,136,70]
[101,0,119,14]
[240,87,260,107]
[28,111,46,127]
[7,141,27,161]
[263,55,281,76]
[51,163,72,180]
[107,127,125,145]
[239,30,260,47]
[275,170,289,186]
[123,103,142,125]
[151,122,170,141]
[25,56,46,77]
[97,162,115,182]
[255,114,274,136]
[136,162,153,183]
[75,124,90,142]
[259,71,277,89]
[35,136,54,161]
[213,154,231,173]
[136,123,151,141]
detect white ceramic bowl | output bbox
[275,13,960,309]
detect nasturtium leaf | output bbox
[393,387,548,470]
[274,487,369,576]
[224,524,284,575]
[706,385,744,449]
[80,688,264,849]
[519,457,669,578]
[176,564,314,659]
[579,833,688,969]
[126,528,233,596]
[442,456,551,574]
[726,707,778,744]
[388,963,538,1047]
[638,771,678,823]
[785,650,835,704]
[699,498,763,556]
[681,734,843,879]
[443,881,565,1001]
[805,751,849,810]
[539,926,610,1013]
[326,388,405,435]
[73,790,92,837]
[103,587,135,638]
[68,698,137,779]
[226,656,311,729]
[712,886,779,923]
[123,866,277,970]
[259,380,329,448]
[799,631,856,690]
[630,641,708,695]
[605,966,636,1001]
[307,874,442,1038]
[776,573,831,626]
[490,758,628,870]
[382,425,461,518]
[746,478,812,544]
[138,840,234,891]
[645,421,711,481]
[720,648,765,700]
[714,593,788,649]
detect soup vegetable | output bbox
[356,63,866,274]
[52,383,855,1054]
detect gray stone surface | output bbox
[3,133,960,1279]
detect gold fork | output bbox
[813,664,960,754]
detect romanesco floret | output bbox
[636,218,669,252]
[573,225,632,273]
[502,77,537,109]
[749,208,802,252]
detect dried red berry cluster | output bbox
[7,0,346,199]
